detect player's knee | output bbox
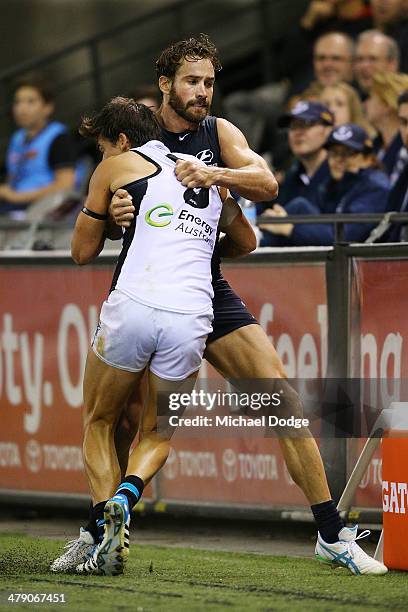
[118,411,139,441]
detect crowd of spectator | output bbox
[1,0,408,248]
[254,0,408,246]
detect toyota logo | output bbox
[25,439,42,473]
[222,448,237,482]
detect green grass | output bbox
[0,533,407,611]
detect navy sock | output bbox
[311,499,344,544]
[84,501,106,543]
[115,475,144,510]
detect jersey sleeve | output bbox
[48,133,77,170]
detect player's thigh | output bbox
[83,349,145,428]
[204,324,287,379]
[140,370,198,439]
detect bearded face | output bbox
[164,58,215,124]
[168,83,210,124]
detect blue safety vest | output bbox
[6,121,67,192]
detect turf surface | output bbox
[0,533,407,611]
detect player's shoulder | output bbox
[92,150,139,181]
[215,117,243,137]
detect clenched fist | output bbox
[109,188,135,228]
[175,159,216,189]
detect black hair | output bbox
[155,33,222,80]
[79,96,161,147]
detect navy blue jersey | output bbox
[161,116,222,168]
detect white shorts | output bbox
[92,290,213,381]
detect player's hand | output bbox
[175,159,215,188]
[109,189,135,228]
[258,204,294,237]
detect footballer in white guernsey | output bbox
[52,35,387,580]
[68,97,256,576]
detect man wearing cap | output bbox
[260,101,333,246]
[260,123,390,245]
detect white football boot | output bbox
[50,528,96,573]
[76,495,130,576]
[315,525,388,575]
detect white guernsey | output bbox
[113,141,222,313]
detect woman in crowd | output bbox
[365,71,408,183]
[320,81,374,134]
[259,123,390,246]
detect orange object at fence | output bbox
[382,434,408,571]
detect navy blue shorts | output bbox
[207,278,258,344]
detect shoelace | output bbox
[346,529,371,559]
[63,538,84,550]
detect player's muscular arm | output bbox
[217,196,257,258]
[216,119,278,201]
[71,162,112,265]
[175,120,278,201]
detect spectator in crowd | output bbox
[370,0,408,72]
[259,123,390,246]
[258,101,333,245]
[365,71,408,182]
[313,31,355,87]
[128,84,161,112]
[0,76,77,219]
[371,89,408,241]
[276,3,370,98]
[320,81,374,133]
[288,32,355,108]
[273,101,334,207]
[354,30,400,96]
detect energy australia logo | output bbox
[145,203,174,227]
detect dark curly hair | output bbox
[79,96,161,147]
[155,34,222,80]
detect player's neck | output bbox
[157,104,200,133]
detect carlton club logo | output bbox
[292,101,309,115]
[332,126,353,141]
[145,203,174,227]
